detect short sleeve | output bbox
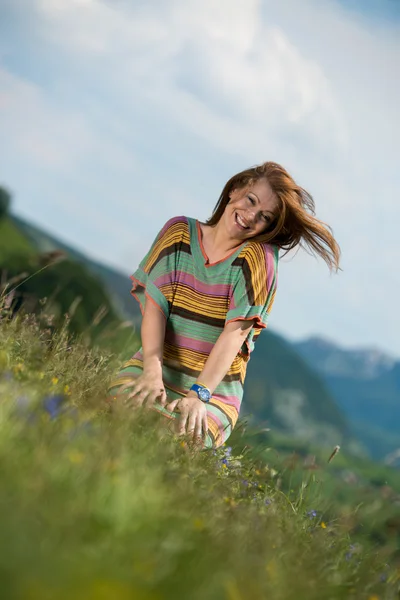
[130,216,186,319]
[225,243,279,354]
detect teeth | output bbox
[236,214,248,228]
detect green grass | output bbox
[0,312,399,599]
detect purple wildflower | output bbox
[43,394,65,419]
[307,510,318,518]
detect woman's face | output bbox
[222,178,279,241]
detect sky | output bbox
[0,0,399,356]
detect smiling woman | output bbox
[107,161,340,448]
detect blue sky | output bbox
[0,0,399,356]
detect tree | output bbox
[0,186,12,219]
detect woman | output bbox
[108,161,340,448]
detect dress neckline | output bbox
[195,220,247,268]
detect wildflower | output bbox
[221,458,229,466]
[193,518,204,531]
[224,497,237,507]
[43,394,65,419]
[264,498,272,506]
[307,510,318,518]
[321,522,327,529]
[51,377,59,386]
[367,596,380,600]
[68,450,84,464]
[64,384,71,395]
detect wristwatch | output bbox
[190,382,211,403]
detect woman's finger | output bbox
[165,399,180,413]
[194,415,203,440]
[202,413,208,439]
[177,410,188,435]
[126,389,148,408]
[159,389,167,407]
[118,380,139,396]
[187,411,197,436]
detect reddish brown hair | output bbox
[206,161,341,272]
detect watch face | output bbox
[199,388,211,402]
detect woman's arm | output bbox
[141,296,167,376]
[121,296,168,407]
[166,319,254,439]
[189,319,254,394]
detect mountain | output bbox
[9,214,141,326]
[293,337,400,461]
[5,213,353,450]
[294,336,396,379]
[243,330,353,450]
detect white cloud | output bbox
[0,0,399,354]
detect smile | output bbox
[235,213,250,230]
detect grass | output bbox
[0,311,399,599]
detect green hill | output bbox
[9,214,142,325]
[244,330,354,450]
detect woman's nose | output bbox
[245,210,256,224]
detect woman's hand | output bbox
[117,369,167,409]
[166,393,208,442]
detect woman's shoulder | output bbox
[240,239,279,264]
[161,215,190,229]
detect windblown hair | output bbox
[206,161,341,272]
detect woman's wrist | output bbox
[142,356,163,376]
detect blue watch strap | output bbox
[190,383,211,403]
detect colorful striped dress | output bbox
[108,215,279,448]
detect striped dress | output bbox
[108,215,279,448]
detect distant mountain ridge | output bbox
[294,336,396,379]
[294,337,400,460]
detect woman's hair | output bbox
[206,161,341,272]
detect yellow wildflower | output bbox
[266,559,278,579]
[321,522,327,529]
[224,579,243,600]
[68,451,84,464]
[368,596,380,600]
[224,497,237,507]
[52,377,59,385]
[64,384,71,395]
[193,518,205,531]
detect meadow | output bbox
[0,305,399,599]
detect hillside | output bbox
[9,214,142,326]
[244,330,353,450]
[294,337,400,461]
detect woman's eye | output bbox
[263,215,271,223]
[247,196,255,204]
